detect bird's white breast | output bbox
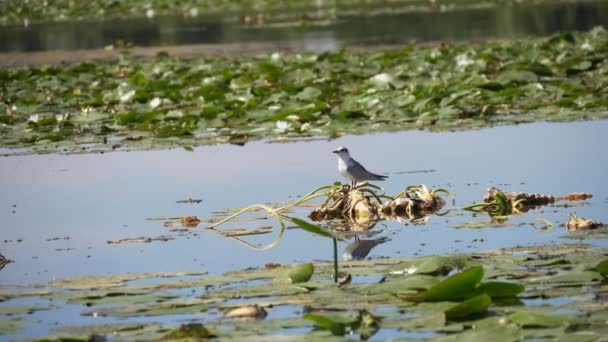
[337,158,356,181]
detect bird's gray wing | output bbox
[350,159,387,180]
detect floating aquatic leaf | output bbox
[287,263,314,284]
[303,313,346,336]
[365,275,439,296]
[0,318,30,336]
[444,293,492,320]
[422,266,484,302]
[474,281,524,298]
[508,311,572,328]
[164,323,212,339]
[596,259,608,277]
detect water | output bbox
[1,0,608,53]
[1,120,607,288]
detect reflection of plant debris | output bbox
[107,236,174,244]
[176,198,203,204]
[565,213,606,231]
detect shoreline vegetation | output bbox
[0,0,583,26]
[1,27,607,155]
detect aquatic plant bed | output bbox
[1,27,607,155]
[1,243,607,340]
[0,0,578,26]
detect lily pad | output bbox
[474,281,525,298]
[422,266,484,301]
[444,293,492,320]
[287,263,314,284]
[508,310,573,328]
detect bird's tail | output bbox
[372,173,388,180]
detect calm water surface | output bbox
[1,0,608,52]
[1,120,607,338]
[1,120,607,287]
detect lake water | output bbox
[2,0,608,53]
[2,120,607,288]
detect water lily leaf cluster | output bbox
[0,0,578,26]
[2,27,608,155]
[1,244,607,340]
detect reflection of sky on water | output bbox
[1,120,607,286]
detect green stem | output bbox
[333,238,338,283]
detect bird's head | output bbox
[332,147,350,158]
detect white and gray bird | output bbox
[332,147,387,187]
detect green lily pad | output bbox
[363,275,439,295]
[287,263,314,284]
[596,259,608,277]
[48,271,205,290]
[83,299,212,317]
[508,310,573,329]
[0,318,30,335]
[422,266,484,301]
[474,281,525,298]
[444,293,492,320]
[0,305,54,315]
[303,313,347,336]
[164,323,212,339]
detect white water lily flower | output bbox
[275,120,292,133]
[455,52,475,68]
[189,8,199,17]
[149,97,162,109]
[581,40,593,51]
[120,90,135,103]
[268,105,281,111]
[286,115,300,121]
[28,114,39,123]
[145,9,155,18]
[271,52,281,61]
[300,122,311,132]
[81,107,94,115]
[11,105,17,111]
[370,73,393,86]
[56,113,69,123]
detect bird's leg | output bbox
[351,180,357,189]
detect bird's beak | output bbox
[332,150,339,154]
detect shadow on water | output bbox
[1,0,608,53]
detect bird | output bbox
[332,147,387,187]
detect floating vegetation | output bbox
[106,236,174,244]
[565,213,606,231]
[309,183,451,224]
[0,0,582,26]
[224,304,267,320]
[1,244,607,339]
[2,27,608,155]
[163,323,214,339]
[378,184,451,222]
[464,187,593,216]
